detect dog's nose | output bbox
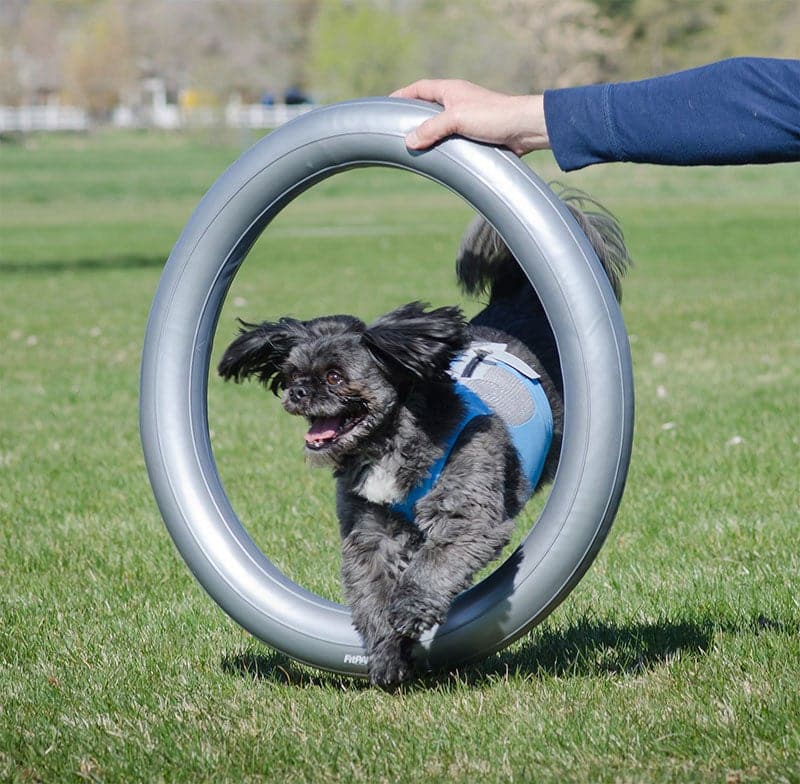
[289,385,310,404]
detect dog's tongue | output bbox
[305,416,341,445]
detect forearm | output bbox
[544,57,800,171]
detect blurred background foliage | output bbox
[0,0,797,113]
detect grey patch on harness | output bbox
[461,366,535,427]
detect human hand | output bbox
[390,79,549,156]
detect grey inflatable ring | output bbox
[140,98,634,676]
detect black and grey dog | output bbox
[218,190,629,686]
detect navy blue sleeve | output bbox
[543,57,800,171]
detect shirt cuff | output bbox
[544,83,620,171]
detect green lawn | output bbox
[1,129,798,783]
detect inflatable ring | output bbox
[140,98,634,676]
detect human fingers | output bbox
[390,79,451,104]
[391,80,457,149]
[404,110,459,149]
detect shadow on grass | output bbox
[475,617,714,680]
[0,254,166,274]
[221,649,373,691]
[220,612,794,690]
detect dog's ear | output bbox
[217,318,306,393]
[363,301,470,382]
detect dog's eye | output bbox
[325,369,345,386]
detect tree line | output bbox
[0,0,795,116]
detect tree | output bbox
[308,1,421,101]
[691,0,799,63]
[403,0,624,93]
[1,0,794,116]
[0,0,73,104]
[123,0,315,102]
[63,1,136,117]
[620,0,799,79]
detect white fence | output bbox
[0,105,90,132]
[0,102,314,133]
[225,102,313,129]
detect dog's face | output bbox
[218,302,470,467]
[278,331,402,464]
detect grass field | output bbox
[1,129,798,783]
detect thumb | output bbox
[405,111,457,149]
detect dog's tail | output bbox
[456,186,631,303]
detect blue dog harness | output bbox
[391,342,554,522]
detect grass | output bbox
[1,128,798,783]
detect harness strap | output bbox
[391,343,554,523]
[390,384,490,522]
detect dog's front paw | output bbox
[368,636,414,688]
[388,581,447,638]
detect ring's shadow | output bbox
[221,612,793,689]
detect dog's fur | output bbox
[218,189,630,686]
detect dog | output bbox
[218,188,630,686]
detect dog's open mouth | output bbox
[305,410,367,451]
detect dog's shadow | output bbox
[220,613,791,689]
[473,616,714,681]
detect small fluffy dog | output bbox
[219,190,629,686]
